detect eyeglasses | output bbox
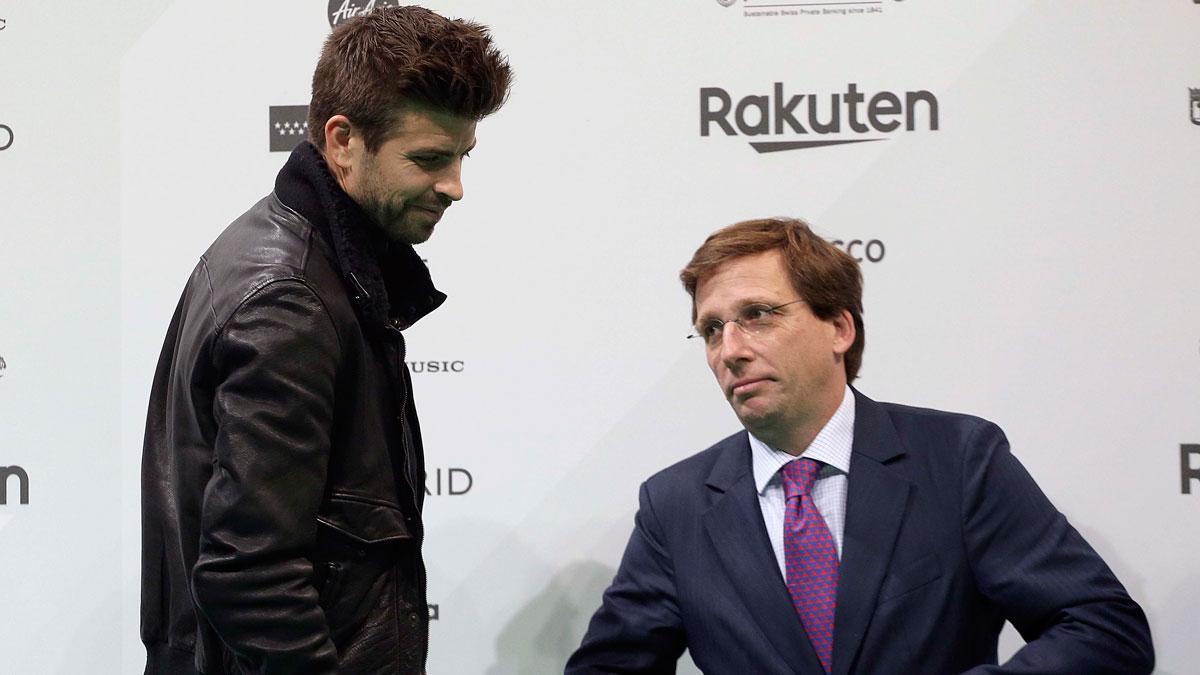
[688,300,803,348]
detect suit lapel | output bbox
[831,391,912,675]
[701,433,825,674]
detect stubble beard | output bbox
[359,182,431,246]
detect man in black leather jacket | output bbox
[139,8,511,673]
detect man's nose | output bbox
[435,163,464,202]
[718,322,754,366]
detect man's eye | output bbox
[743,306,774,322]
[700,322,722,338]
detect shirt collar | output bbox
[750,385,855,495]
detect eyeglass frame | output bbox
[687,299,805,347]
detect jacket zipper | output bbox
[387,320,430,669]
[387,322,423,527]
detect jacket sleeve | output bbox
[190,279,341,674]
[959,421,1154,674]
[565,482,687,674]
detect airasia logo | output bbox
[327,0,401,28]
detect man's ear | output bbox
[831,309,856,357]
[323,115,357,170]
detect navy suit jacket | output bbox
[567,390,1153,674]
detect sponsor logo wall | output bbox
[3,2,1197,673]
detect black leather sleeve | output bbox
[191,279,341,674]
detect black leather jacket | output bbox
[141,142,443,674]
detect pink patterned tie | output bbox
[782,458,839,673]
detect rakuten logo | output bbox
[700,83,939,153]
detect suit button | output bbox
[407,611,419,625]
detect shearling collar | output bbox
[273,141,446,332]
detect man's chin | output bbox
[405,226,435,245]
[405,211,442,242]
[733,403,778,432]
[381,219,435,246]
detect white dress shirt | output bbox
[749,385,855,579]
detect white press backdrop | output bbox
[1,1,1197,672]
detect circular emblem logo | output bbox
[328,0,402,28]
[716,0,737,6]
[0,125,12,152]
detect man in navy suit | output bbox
[567,218,1153,674]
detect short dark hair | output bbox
[680,217,866,382]
[308,6,513,151]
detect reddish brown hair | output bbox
[308,6,513,151]
[680,217,866,382]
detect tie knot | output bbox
[781,457,822,499]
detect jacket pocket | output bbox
[315,493,413,545]
[877,551,944,602]
[312,495,413,644]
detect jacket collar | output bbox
[702,388,903,490]
[273,141,447,331]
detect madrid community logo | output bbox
[1190,89,1200,126]
[269,106,309,153]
